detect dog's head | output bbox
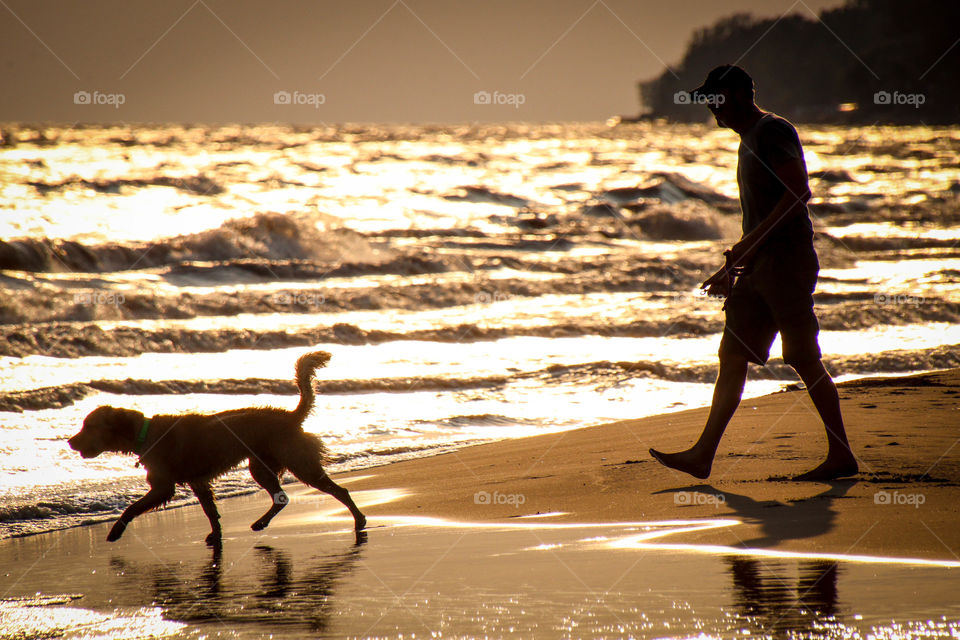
[68,405,143,458]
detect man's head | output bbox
[689,64,756,130]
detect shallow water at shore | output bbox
[2,501,958,639]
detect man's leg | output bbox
[791,359,858,481]
[649,351,750,479]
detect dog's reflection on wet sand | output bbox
[109,533,366,632]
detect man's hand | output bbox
[701,265,732,298]
[700,249,744,298]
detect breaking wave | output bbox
[0,212,382,273]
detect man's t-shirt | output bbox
[737,113,815,255]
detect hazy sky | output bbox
[0,0,846,123]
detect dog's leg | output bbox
[189,481,222,546]
[293,468,366,531]
[249,461,288,532]
[107,483,175,542]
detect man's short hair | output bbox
[689,64,755,100]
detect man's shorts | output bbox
[718,248,821,366]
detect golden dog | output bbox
[68,351,365,544]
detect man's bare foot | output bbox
[649,448,712,479]
[793,454,858,481]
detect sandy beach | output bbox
[348,367,960,561]
[2,368,958,638]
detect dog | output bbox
[68,351,366,545]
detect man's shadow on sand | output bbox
[654,480,857,548]
[109,533,366,632]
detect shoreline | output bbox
[4,367,957,556]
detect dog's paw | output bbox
[205,531,222,546]
[250,519,269,532]
[354,514,367,531]
[106,522,126,542]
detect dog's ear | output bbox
[111,407,144,431]
[91,406,143,432]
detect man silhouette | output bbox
[649,65,857,481]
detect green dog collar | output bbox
[135,417,151,454]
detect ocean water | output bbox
[1,122,958,538]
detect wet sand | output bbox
[2,368,959,638]
[349,367,960,561]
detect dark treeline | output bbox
[638,0,960,124]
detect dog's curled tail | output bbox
[293,350,332,421]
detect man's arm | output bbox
[725,157,811,269]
